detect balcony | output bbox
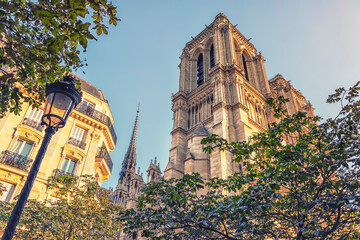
[74,102,117,145]
[0,150,34,172]
[53,169,79,185]
[68,137,86,150]
[23,118,43,131]
[95,147,113,172]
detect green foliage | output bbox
[0,0,119,117]
[0,182,5,197]
[0,176,122,239]
[121,82,360,240]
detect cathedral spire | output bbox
[118,108,139,184]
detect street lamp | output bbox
[2,75,82,240]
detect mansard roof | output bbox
[71,74,106,101]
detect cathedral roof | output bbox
[269,74,285,82]
[215,12,227,19]
[164,161,176,172]
[116,182,128,192]
[148,162,161,173]
[134,173,144,182]
[147,157,161,173]
[191,124,210,137]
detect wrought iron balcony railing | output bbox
[68,137,86,150]
[23,118,43,131]
[74,102,117,145]
[96,147,113,172]
[0,150,34,172]
[52,169,79,184]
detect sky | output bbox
[74,0,360,189]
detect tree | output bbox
[121,83,360,240]
[0,175,122,239]
[0,0,119,116]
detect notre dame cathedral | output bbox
[114,13,314,210]
[113,12,315,240]
[164,13,314,181]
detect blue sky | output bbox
[75,0,360,189]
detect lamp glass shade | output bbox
[42,92,74,128]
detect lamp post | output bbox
[1,76,82,240]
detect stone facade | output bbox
[164,13,314,181]
[0,76,116,202]
[113,109,161,210]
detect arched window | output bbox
[242,54,249,81]
[192,107,195,127]
[210,44,215,68]
[197,54,204,86]
[199,102,202,122]
[188,109,191,129]
[195,105,198,124]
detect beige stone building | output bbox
[0,77,116,202]
[164,13,314,181]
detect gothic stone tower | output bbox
[113,109,144,209]
[164,13,314,181]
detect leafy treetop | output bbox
[121,82,360,240]
[0,0,119,116]
[0,175,122,239]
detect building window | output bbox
[210,44,215,68]
[242,54,249,81]
[197,53,204,86]
[27,108,43,123]
[23,108,44,131]
[68,126,87,149]
[83,100,95,109]
[188,109,190,129]
[12,139,33,157]
[61,158,77,175]
[79,99,95,115]
[0,180,15,202]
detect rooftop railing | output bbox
[68,137,86,150]
[23,118,43,131]
[96,147,113,173]
[74,102,117,145]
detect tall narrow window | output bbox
[69,126,87,149]
[195,105,198,124]
[80,99,95,115]
[197,54,204,86]
[188,109,191,129]
[210,44,215,68]
[0,180,15,202]
[199,103,202,122]
[192,107,195,127]
[83,100,95,109]
[12,139,33,157]
[24,108,43,131]
[242,54,249,81]
[27,108,43,123]
[61,158,77,175]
